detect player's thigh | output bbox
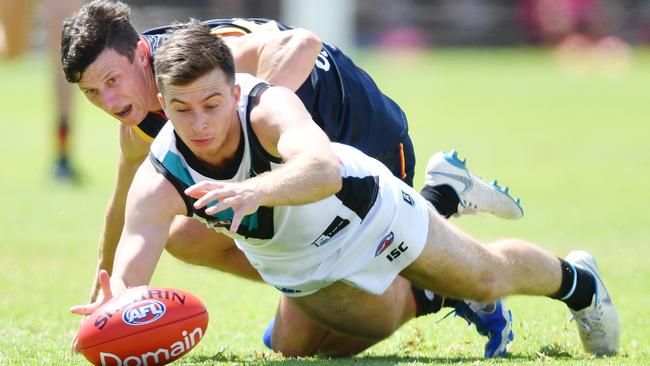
[167,216,235,253]
[401,207,502,301]
[288,276,412,340]
[167,216,261,280]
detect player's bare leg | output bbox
[402,207,562,301]
[166,216,261,281]
[283,207,618,356]
[45,0,84,180]
[401,207,619,355]
[281,276,417,355]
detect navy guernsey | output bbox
[141,18,408,157]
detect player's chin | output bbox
[115,107,146,126]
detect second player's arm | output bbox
[89,124,150,301]
[226,28,322,91]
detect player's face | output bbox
[78,45,156,126]
[160,68,241,165]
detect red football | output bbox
[76,286,209,366]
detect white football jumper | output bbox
[150,73,430,296]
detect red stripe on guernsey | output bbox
[151,109,168,120]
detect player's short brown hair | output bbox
[154,20,235,92]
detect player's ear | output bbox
[232,84,241,104]
[157,92,166,110]
[135,39,149,65]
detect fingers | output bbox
[193,189,227,210]
[70,270,114,317]
[70,335,79,353]
[69,317,86,353]
[185,181,223,199]
[204,196,236,216]
[230,209,245,233]
[70,303,100,316]
[98,269,112,301]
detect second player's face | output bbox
[78,47,155,126]
[160,68,241,165]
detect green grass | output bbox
[1,48,649,365]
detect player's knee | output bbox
[470,274,502,303]
[164,238,197,263]
[270,330,320,357]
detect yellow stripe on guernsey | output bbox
[210,19,281,37]
[132,125,155,143]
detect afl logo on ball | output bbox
[122,300,166,326]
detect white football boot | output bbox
[565,250,620,355]
[424,150,523,219]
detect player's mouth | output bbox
[114,105,132,119]
[190,137,214,147]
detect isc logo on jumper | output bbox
[122,300,166,326]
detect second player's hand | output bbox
[185,181,262,233]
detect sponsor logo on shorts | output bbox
[311,216,350,247]
[375,232,395,257]
[401,190,414,206]
[274,286,302,294]
[122,300,166,326]
[386,242,409,262]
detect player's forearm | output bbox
[254,153,341,207]
[257,28,322,91]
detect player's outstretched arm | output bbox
[226,28,322,91]
[88,125,150,302]
[187,86,340,231]
[110,158,185,289]
[77,158,182,313]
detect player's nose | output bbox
[99,89,119,111]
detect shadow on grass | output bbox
[186,352,554,365]
[181,341,617,365]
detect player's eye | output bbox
[85,89,98,97]
[107,76,118,85]
[205,104,219,110]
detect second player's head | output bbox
[61,0,158,125]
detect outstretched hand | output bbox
[70,269,114,316]
[185,181,262,233]
[70,270,114,353]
